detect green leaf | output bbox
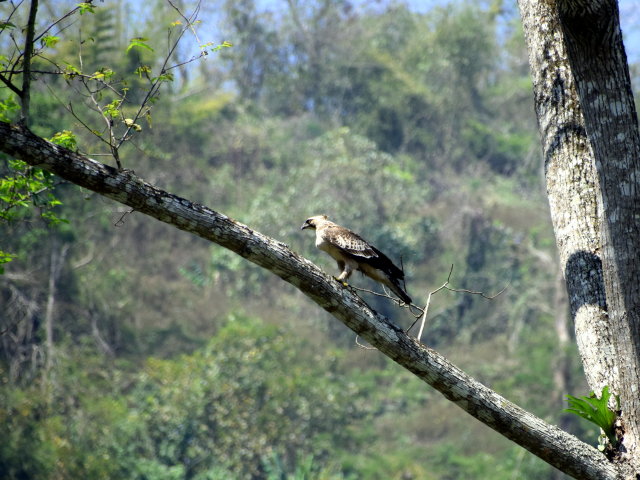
[41,35,60,48]
[77,2,96,15]
[91,68,115,81]
[41,210,69,225]
[0,21,17,31]
[103,99,122,119]
[49,130,78,150]
[62,62,81,79]
[134,65,152,78]
[0,250,16,274]
[565,386,619,447]
[150,72,174,83]
[0,95,20,122]
[0,159,66,226]
[208,41,233,53]
[126,37,154,54]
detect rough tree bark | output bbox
[0,121,623,479]
[518,0,640,473]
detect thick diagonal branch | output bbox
[0,121,620,480]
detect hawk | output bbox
[301,215,412,304]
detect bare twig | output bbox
[405,265,454,341]
[114,8,197,153]
[32,2,87,45]
[355,335,376,350]
[167,0,203,47]
[405,265,508,343]
[114,208,133,227]
[444,283,509,300]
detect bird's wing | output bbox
[323,225,378,259]
[323,226,404,279]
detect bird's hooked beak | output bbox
[301,219,312,230]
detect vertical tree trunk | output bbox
[518,0,640,470]
[44,242,69,371]
[557,0,640,463]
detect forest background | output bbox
[1,0,640,479]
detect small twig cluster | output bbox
[353,264,508,347]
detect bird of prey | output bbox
[301,215,412,304]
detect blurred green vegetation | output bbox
[2,0,631,478]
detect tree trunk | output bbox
[43,242,69,371]
[518,0,640,471]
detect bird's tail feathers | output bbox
[388,278,412,305]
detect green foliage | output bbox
[90,68,115,81]
[0,159,65,224]
[207,40,233,52]
[0,387,58,479]
[77,2,97,15]
[50,130,78,150]
[0,319,372,479]
[126,37,154,54]
[134,65,152,78]
[0,250,15,273]
[565,386,620,449]
[62,61,81,78]
[41,35,60,48]
[130,317,369,478]
[103,99,123,119]
[0,95,19,122]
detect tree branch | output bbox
[20,0,39,125]
[0,121,621,480]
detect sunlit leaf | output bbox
[41,35,59,48]
[209,41,233,53]
[134,65,152,78]
[91,68,114,81]
[565,386,620,447]
[0,250,16,274]
[126,37,154,53]
[77,2,96,14]
[104,99,122,119]
[124,118,142,131]
[49,130,78,150]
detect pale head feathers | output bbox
[300,214,332,230]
